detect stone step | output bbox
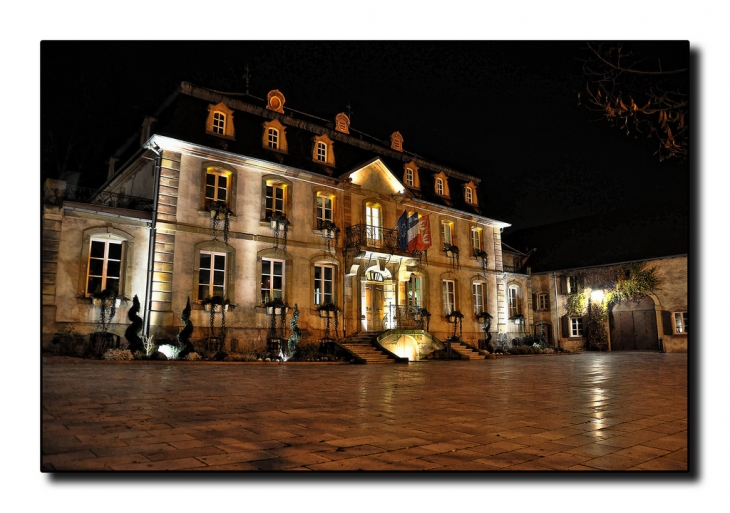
[450,343,486,359]
[341,343,395,364]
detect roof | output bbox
[117,82,501,220]
[502,202,689,272]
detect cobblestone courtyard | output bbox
[41,352,688,471]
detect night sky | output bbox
[41,41,689,232]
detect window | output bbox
[405,168,414,187]
[212,112,225,135]
[567,275,582,293]
[471,227,482,252]
[465,187,473,204]
[442,280,456,315]
[314,264,334,306]
[436,178,444,196]
[407,275,423,310]
[316,141,327,162]
[206,102,235,139]
[570,317,583,337]
[365,202,382,247]
[317,193,334,223]
[205,168,229,204]
[87,239,122,295]
[441,220,454,246]
[538,293,548,310]
[261,259,284,304]
[266,183,286,219]
[267,128,279,149]
[473,282,485,315]
[508,287,520,317]
[674,312,688,333]
[198,252,226,300]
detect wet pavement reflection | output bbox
[42,353,688,471]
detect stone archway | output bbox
[609,295,659,351]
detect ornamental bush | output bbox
[102,349,134,360]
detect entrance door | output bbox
[609,296,659,351]
[365,283,384,331]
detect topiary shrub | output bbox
[125,295,144,353]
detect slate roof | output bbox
[502,202,689,272]
[119,82,498,221]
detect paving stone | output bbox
[41,353,688,472]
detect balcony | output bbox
[54,185,154,212]
[346,223,416,257]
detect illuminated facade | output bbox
[42,82,536,358]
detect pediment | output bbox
[341,158,411,197]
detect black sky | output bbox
[41,41,689,231]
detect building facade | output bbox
[42,82,540,359]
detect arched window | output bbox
[465,186,473,204]
[212,111,226,135]
[405,168,414,187]
[268,128,279,149]
[316,141,327,162]
[436,178,444,196]
[508,286,521,318]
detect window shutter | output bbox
[532,293,537,311]
[561,315,570,338]
[545,294,550,310]
[582,313,589,338]
[313,193,319,229]
[661,311,674,336]
[577,274,585,292]
[558,276,567,295]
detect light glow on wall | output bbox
[590,289,604,302]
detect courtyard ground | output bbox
[41,352,688,471]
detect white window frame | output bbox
[538,293,548,310]
[314,264,335,306]
[436,178,444,196]
[198,251,227,300]
[473,282,485,315]
[405,168,414,187]
[266,183,287,219]
[674,311,688,334]
[212,111,226,135]
[508,287,520,317]
[261,258,285,304]
[465,187,473,204]
[567,275,578,293]
[441,221,453,246]
[570,317,583,337]
[268,128,279,149]
[471,228,482,252]
[365,203,382,247]
[317,194,334,223]
[316,141,327,162]
[86,238,123,296]
[205,169,229,204]
[442,280,456,315]
[407,274,423,310]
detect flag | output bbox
[407,213,420,251]
[397,211,408,251]
[417,215,432,251]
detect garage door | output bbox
[609,296,659,351]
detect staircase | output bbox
[449,341,487,360]
[339,331,399,364]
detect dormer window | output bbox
[432,171,451,198]
[390,131,404,152]
[312,134,335,166]
[403,162,420,189]
[262,119,288,153]
[268,128,279,149]
[212,112,225,135]
[205,102,235,139]
[335,112,350,134]
[463,181,478,206]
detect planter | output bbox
[266,306,288,315]
[204,303,229,313]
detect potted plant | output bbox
[444,244,460,258]
[317,219,339,239]
[316,302,340,318]
[202,295,230,313]
[265,297,288,316]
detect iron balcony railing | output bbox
[58,185,154,212]
[346,223,425,258]
[503,264,527,274]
